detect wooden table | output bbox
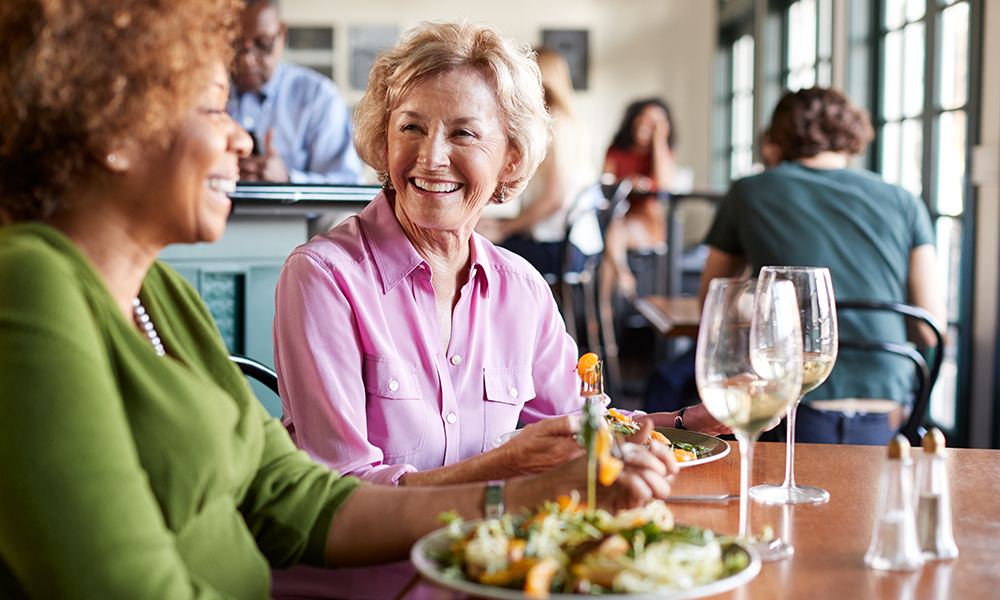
[419,442,999,599]
[635,295,702,338]
[659,441,1000,600]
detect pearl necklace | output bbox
[132,297,166,356]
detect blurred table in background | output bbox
[635,295,701,338]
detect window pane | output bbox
[903,22,926,118]
[885,0,906,30]
[936,110,967,216]
[906,0,926,22]
[940,2,970,110]
[901,118,923,196]
[817,61,832,87]
[883,30,903,120]
[818,0,833,58]
[788,0,817,73]
[881,122,902,185]
[929,216,960,431]
[930,324,958,430]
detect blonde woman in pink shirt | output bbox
[272,21,725,599]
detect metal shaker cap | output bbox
[888,434,911,459]
[922,427,947,456]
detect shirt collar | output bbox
[358,191,492,297]
[228,61,285,104]
[258,61,285,101]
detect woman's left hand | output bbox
[641,404,732,437]
[499,415,585,475]
[534,420,678,513]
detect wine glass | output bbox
[750,267,838,505]
[695,277,803,561]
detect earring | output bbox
[107,154,117,164]
[493,181,508,204]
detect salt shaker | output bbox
[915,428,959,560]
[864,434,925,571]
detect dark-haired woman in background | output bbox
[602,98,675,298]
[700,87,947,445]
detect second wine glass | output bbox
[750,266,838,505]
[696,277,803,561]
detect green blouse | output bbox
[0,223,362,599]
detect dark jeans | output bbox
[760,403,896,446]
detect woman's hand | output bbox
[641,404,732,437]
[499,415,585,476]
[535,421,678,513]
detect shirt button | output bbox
[446,413,458,424]
[450,355,463,366]
[388,380,399,392]
[509,388,518,398]
[243,116,255,129]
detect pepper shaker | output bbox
[864,434,925,571]
[915,428,959,560]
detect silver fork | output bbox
[579,359,623,460]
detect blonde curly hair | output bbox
[353,20,552,201]
[0,0,241,223]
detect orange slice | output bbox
[577,352,600,385]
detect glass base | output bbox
[746,535,795,562]
[749,483,830,505]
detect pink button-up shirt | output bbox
[271,191,586,599]
[273,191,583,486]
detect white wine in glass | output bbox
[750,267,838,505]
[696,277,803,561]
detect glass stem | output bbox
[782,397,802,489]
[736,432,754,538]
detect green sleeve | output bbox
[146,261,366,570]
[0,251,235,599]
[238,401,364,568]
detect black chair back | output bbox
[835,300,945,445]
[229,354,280,397]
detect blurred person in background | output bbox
[700,86,946,445]
[476,47,603,277]
[229,0,363,183]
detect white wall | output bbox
[282,0,717,189]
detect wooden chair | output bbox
[835,300,945,445]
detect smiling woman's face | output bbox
[129,63,252,246]
[387,67,514,238]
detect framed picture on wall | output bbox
[541,29,589,90]
[285,26,335,80]
[350,25,399,91]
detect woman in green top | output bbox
[0,1,677,598]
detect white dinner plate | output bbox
[654,428,731,468]
[410,521,761,600]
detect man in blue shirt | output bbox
[229,0,364,184]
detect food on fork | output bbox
[577,352,601,385]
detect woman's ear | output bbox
[99,138,139,173]
[501,149,520,180]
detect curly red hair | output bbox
[767,87,874,161]
[0,0,241,222]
